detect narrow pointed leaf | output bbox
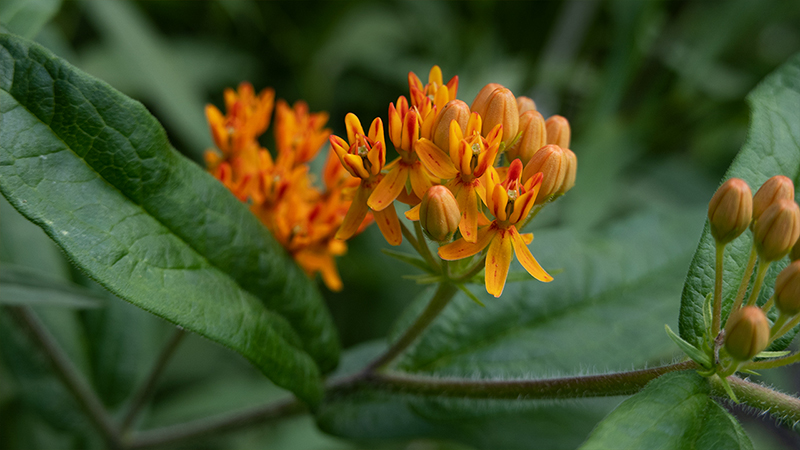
[0,34,339,404]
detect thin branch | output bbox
[365,282,458,371]
[334,360,699,399]
[712,376,800,428]
[7,306,121,448]
[127,397,304,449]
[121,327,186,432]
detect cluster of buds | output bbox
[329,66,576,297]
[699,175,800,378]
[205,82,366,291]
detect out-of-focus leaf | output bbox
[0,34,339,404]
[679,53,800,350]
[318,209,703,448]
[0,0,61,39]
[579,371,753,450]
[0,196,68,278]
[0,265,103,308]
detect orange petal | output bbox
[345,113,364,145]
[416,139,458,179]
[409,163,433,199]
[342,154,369,179]
[408,71,423,92]
[520,232,533,245]
[369,117,385,148]
[337,186,370,240]
[367,141,385,176]
[405,203,421,221]
[459,186,479,243]
[449,119,464,159]
[510,227,552,282]
[429,65,443,87]
[388,102,402,149]
[466,112,482,136]
[401,109,419,154]
[373,203,402,246]
[438,226,495,260]
[368,165,408,211]
[446,75,459,100]
[485,229,513,297]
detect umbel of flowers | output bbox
[205,67,577,298]
[668,174,800,399]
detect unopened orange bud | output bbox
[708,178,753,245]
[754,199,800,261]
[545,115,571,149]
[557,149,577,195]
[516,96,536,114]
[724,306,770,361]
[753,175,795,222]
[432,100,470,152]
[775,261,800,316]
[506,110,546,165]
[471,83,503,117]
[471,87,518,145]
[419,186,460,243]
[522,145,567,205]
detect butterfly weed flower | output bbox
[329,114,402,246]
[439,159,553,297]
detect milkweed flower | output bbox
[329,114,402,246]
[438,159,553,297]
[414,112,502,242]
[366,98,434,211]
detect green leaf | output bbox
[664,325,711,369]
[0,265,103,308]
[679,53,800,350]
[579,371,753,450]
[318,209,704,447]
[0,0,61,39]
[0,34,339,404]
[381,248,431,272]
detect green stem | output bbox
[770,313,791,340]
[747,350,800,370]
[761,294,775,313]
[712,242,725,338]
[7,306,122,448]
[711,376,800,427]
[127,398,303,449]
[334,361,699,399]
[121,328,186,433]
[413,220,440,272]
[455,255,488,283]
[774,314,800,341]
[745,260,771,307]
[729,245,758,315]
[366,282,459,371]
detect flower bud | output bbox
[472,87,519,146]
[506,110,546,165]
[708,178,753,245]
[545,115,571,149]
[522,145,567,205]
[431,100,470,152]
[419,186,460,243]
[470,83,503,117]
[724,306,770,361]
[753,175,795,222]
[754,199,800,261]
[775,261,800,316]
[557,148,577,195]
[516,96,536,114]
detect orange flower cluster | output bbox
[205,82,367,291]
[330,66,577,297]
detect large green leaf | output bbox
[679,54,800,349]
[579,371,753,450]
[318,208,703,448]
[0,0,61,39]
[0,33,339,404]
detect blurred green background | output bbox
[3,0,800,449]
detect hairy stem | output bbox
[121,327,186,432]
[7,306,121,448]
[712,242,725,338]
[711,376,800,428]
[127,398,304,449]
[365,282,458,371]
[334,360,700,399]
